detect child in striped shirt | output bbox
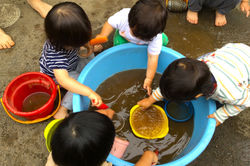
[138,43,250,126]
[39,2,102,119]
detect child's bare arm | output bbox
[54,69,102,106]
[135,151,158,166]
[137,95,157,109]
[96,108,115,119]
[144,53,159,95]
[45,152,58,166]
[240,0,249,17]
[97,21,114,38]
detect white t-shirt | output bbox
[108,8,163,55]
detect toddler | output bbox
[39,2,102,119]
[45,110,158,166]
[187,0,249,26]
[138,43,250,126]
[97,0,169,95]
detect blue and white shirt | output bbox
[39,40,79,79]
[152,43,250,123]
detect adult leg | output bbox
[187,0,206,24]
[27,0,52,18]
[0,28,15,49]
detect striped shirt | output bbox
[39,40,79,79]
[152,43,250,123]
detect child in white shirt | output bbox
[97,0,168,95]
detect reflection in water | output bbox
[94,69,193,164]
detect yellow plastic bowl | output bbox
[44,119,63,152]
[129,104,169,139]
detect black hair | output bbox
[128,0,168,41]
[51,111,115,166]
[45,2,92,49]
[159,58,214,101]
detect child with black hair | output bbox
[138,43,250,126]
[186,0,249,26]
[45,110,158,166]
[97,0,169,96]
[39,2,103,119]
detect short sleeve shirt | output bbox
[39,41,79,79]
[108,8,163,55]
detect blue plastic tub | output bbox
[73,43,216,166]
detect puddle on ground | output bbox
[92,69,193,164]
[22,92,50,112]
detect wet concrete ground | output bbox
[0,0,249,165]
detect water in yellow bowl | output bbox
[131,106,165,138]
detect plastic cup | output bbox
[110,137,129,158]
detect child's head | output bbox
[160,58,214,101]
[129,0,168,41]
[51,111,115,166]
[45,2,92,49]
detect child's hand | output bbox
[240,1,250,17]
[135,151,158,166]
[144,151,158,165]
[151,150,159,165]
[89,92,103,107]
[143,78,152,95]
[208,114,221,127]
[79,44,93,57]
[137,96,155,110]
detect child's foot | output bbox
[53,106,68,119]
[93,44,103,53]
[186,10,198,24]
[0,29,15,49]
[27,0,52,18]
[215,11,227,26]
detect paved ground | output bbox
[0,0,249,165]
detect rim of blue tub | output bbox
[73,43,216,166]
